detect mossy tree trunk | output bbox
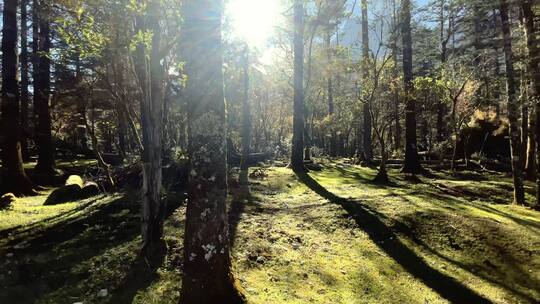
[34,0,56,177]
[181,0,246,302]
[133,0,165,256]
[291,0,305,172]
[401,0,422,174]
[1,0,35,196]
[499,0,525,205]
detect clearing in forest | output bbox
[0,161,539,304]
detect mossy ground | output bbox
[0,160,539,303]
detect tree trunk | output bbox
[20,0,30,161]
[521,68,529,172]
[521,0,540,210]
[291,0,305,171]
[362,0,373,160]
[1,0,35,195]
[401,0,422,174]
[134,0,166,256]
[34,0,56,176]
[391,0,401,151]
[181,0,246,302]
[526,106,536,180]
[326,27,337,158]
[436,0,447,143]
[240,47,251,185]
[500,0,525,205]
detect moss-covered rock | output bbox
[0,193,17,209]
[44,175,99,205]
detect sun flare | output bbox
[226,0,282,47]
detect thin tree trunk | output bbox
[34,0,56,176]
[1,0,36,196]
[521,0,540,210]
[500,0,525,205]
[291,0,305,171]
[526,106,536,179]
[240,47,251,185]
[326,27,337,157]
[181,0,246,302]
[521,68,529,172]
[401,0,422,174]
[20,0,30,161]
[391,0,401,151]
[362,0,373,160]
[134,0,166,256]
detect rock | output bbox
[44,176,101,205]
[44,184,83,205]
[65,175,84,187]
[80,181,100,199]
[97,289,108,298]
[0,193,16,209]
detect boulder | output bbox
[66,175,84,188]
[44,184,83,205]
[44,175,90,205]
[0,193,17,209]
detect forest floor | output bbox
[0,159,539,304]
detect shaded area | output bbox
[0,192,183,304]
[294,170,493,304]
[108,240,168,304]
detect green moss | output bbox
[1,162,539,303]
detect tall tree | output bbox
[327,26,337,157]
[181,0,246,302]
[1,0,35,195]
[240,46,251,185]
[499,0,525,205]
[133,0,166,256]
[401,0,422,174]
[291,0,305,171]
[391,0,401,152]
[34,0,56,176]
[20,0,30,161]
[361,0,373,161]
[521,0,540,209]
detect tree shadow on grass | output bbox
[0,192,183,304]
[229,168,257,248]
[108,240,168,304]
[294,170,493,304]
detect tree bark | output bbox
[401,0,422,174]
[1,0,35,195]
[181,0,246,302]
[391,0,401,151]
[240,47,251,185]
[291,0,305,171]
[34,0,56,176]
[20,0,30,161]
[327,28,337,157]
[521,0,540,209]
[500,0,525,205]
[133,0,166,256]
[362,0,373,161]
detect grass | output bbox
[0,160,539,303]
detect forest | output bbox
[0,0,539,303]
